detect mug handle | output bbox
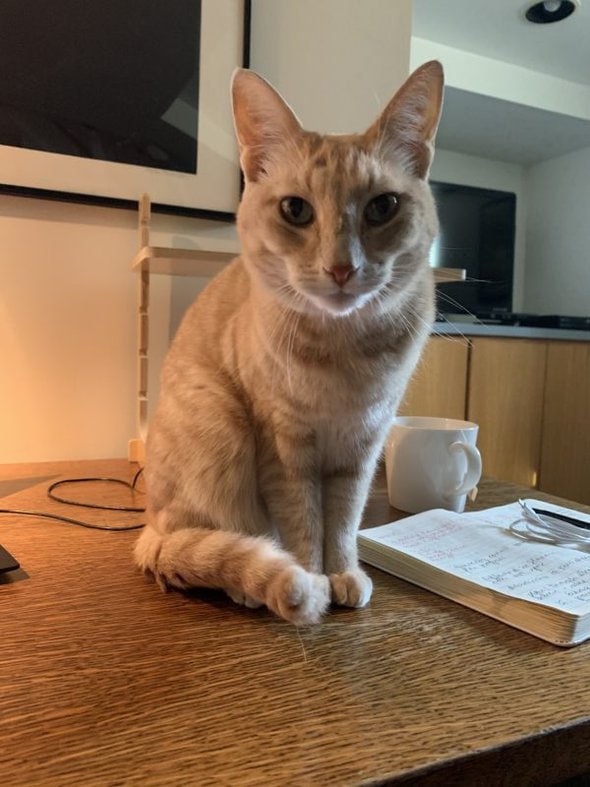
[447,441,482,495]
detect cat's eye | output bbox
[279,197,314,226]
[364,193,400,226]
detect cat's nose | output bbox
[324,264,355,287]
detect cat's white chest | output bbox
[359,400,391,432]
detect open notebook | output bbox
[358,501,590,647]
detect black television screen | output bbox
[429,181,516,316]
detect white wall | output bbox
[0,194,238,463]
[250,0,411,133]
[412,35,590,318]
[430,149,527,311]
[411,36,590,122]
[524,146,590,317]
[0,196,139,463]
[0,0,413,464]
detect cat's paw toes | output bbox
[329,569,373,608]
[226,588,264,609]
[269,566,330,625]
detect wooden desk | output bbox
[1,459,589,786]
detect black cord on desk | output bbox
[0,468,146,531]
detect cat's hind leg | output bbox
[134,521,330,625]
[137,381,329,624]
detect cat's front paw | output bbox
[329,569,373,608]
[267,566,330,625]
[226,588,264,609]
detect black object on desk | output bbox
[0,543,19,574]
[476,312,590,330]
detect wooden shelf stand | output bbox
[127,195,237,463]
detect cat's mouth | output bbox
[307,288,374,316]
[325,291,359,306]
[288,275,380,316]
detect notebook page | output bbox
[359,503,590,614]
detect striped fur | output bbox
[135,62,444,624]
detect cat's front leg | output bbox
[323,448,381,608]
[257,426,324,573]
[260,463,324,573]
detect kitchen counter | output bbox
[433,320,590,342]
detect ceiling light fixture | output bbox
[525,0,580,23]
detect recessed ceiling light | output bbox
[525,0,580,23]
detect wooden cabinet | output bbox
[401,334,589,503]
[540,342,590,503]
[467,338,547,488]
[399,336,469,420]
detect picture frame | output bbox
[0,0,250,220]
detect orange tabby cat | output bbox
[135,61,444,624]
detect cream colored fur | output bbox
[134,62,444,624]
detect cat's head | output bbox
[232,62,443,318]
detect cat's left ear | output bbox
[365,61,444,180]
[232,69,302,183]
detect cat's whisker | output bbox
[370,288,422,342]
[435,289,497,337]
[435,290,479,321]
[396,308,423,343]
[405,297,473,346]
[270,303,296,394]
[285,309,302,395]
[431,313,473,345]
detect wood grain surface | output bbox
[540,341,590,505]
[398,335,470,422]
[1,459,589,786]
[467,338,548,488]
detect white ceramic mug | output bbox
[385,416,482,514]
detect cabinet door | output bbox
[467,338,547,487]
[399,336,469,420]
[540,341,590,504]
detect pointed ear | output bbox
[231,69,302,183]
[365,61,444,179]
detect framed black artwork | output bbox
[0,0,250,218]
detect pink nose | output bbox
[325,264,355,286]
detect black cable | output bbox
[47,473,144,512]
[0,468,146,531]
[0,508,144,531]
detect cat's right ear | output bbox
[231,69,302,182]
[365,61,444,180]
